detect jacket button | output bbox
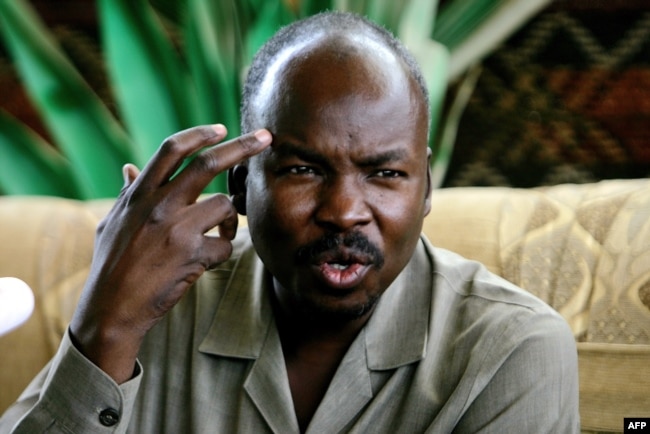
[99,408,120,426]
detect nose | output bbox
[314,176,372,231]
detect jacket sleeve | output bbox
[0,329,142,434]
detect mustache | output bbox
[295,231,385,268]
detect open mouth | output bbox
[328,261,353,270]
[313,255,371,290]
[296,232,383,290]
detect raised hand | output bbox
[69,125,272,383]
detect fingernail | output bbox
[122,164,130,184]
[211,124,227,136]
[254,129,272,144]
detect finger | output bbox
[217,209,239,241]
[187,194,239,239]
[133,124,228,192]
[118,164,141,199]
[201,236,235,270]
[170,129,272,203]
[122,164,141,188]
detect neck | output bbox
[270,282,375,355]
[273,298,373,354]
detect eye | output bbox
[289,166,317,175]
[278,165,321,177]
[373,169,404,178]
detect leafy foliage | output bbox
[0,0,550,198]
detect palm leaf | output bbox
[364,0,408,32]
[183,0,252,192]
[0,0,133,198]
[300,0,333,16]
[245,1,296,61]
[99,0,200,165]
[434,0,502,50]
[431,65,482,187]
[0,0,553,197]
[185,0,241,135]
[443,0,552,80]
[0,110,81,197]
[399,0,449,155]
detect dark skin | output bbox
[232,35,432,430]
[68,31,431,433]
[69,126,273,383]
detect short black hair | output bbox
[240,11,430,133]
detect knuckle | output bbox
[238,135,256,155]
[167,222,188,245]
[146,202,169,227]
[212,194,237,221]
[165,222,200,257]
[206,239,233,269]
[160,135,185,156]
[160,126,216,156]
[193,152,221,174]
[96,196,131,236]
[212,193,232,208]
[217,241,234,261]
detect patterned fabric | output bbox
[444,1,650,188]
[427,179,650,346]
[500,181,650,345]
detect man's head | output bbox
[231,11,433,322]
[240,11,430,135]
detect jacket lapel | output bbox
[306,328,373,433]
[198,243,299,433]
[244,325,300,434]
[365,238,433,370]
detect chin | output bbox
[305,292,381,322]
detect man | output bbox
[0,11,579,433]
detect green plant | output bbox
[0,0,550,199]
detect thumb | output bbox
[122,163,141,188]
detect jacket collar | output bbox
[199,236,433,370]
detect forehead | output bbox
[246,30,429,170]
[253,31,413,118]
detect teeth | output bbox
[330,263,349,270]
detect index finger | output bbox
[170,128,272,202]
[130,125,229,192]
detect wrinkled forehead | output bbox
[253,31,409,115]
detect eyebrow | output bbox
[272,142,330,167]
[272,142,409,167]
[356,149,409,167]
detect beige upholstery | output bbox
[424,180,650,433]
[1,179,649,432]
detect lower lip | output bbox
[314,263,370,290]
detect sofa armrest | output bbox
[0,197,112,412]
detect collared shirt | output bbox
[1,232,579,433]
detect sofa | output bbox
[1,179,649,432]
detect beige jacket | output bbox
[1,232,579,433]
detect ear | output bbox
[424,148,433,216]
[228,164,249,215]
